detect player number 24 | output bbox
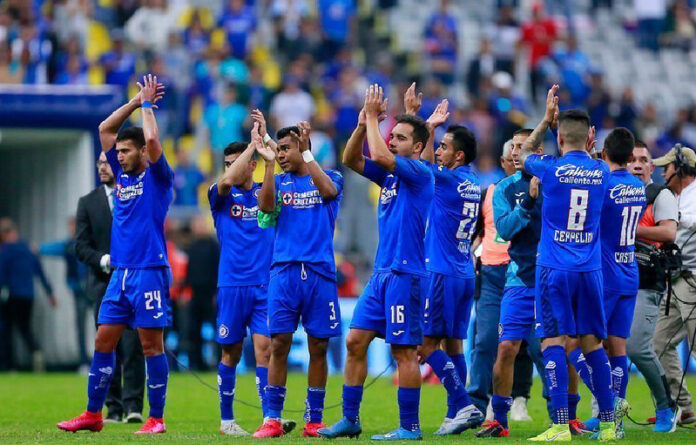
[145,291,162,310]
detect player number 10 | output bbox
[390,305,405,324]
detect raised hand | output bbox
[251,109,268,137]
[529,176,540,199]
[134,74,165,108]
[586,125,597,154]
[426,99,450,130]
[544,84,559,125]
[404,82,423,115]
[290,121,312,152]
[364,84,388,120]
[256,135,276,162]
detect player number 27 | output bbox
[567,189,589,231]
[390,305,405,324]
[145,291,162,310]
[456,202,479,240]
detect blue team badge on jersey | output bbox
[231,204,243,218]
[282,192,293,206]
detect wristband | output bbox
[141,101,152,108]
[263,133,272,144]
[302,151,315,163]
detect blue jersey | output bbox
[362,157,434,276]
[525,151,609,271]
[601,170,646,294]
[493,171,542,288]
[424,161,480,278]
[106,149,173,268]
[209,182,274,287]
[272,171,343,278]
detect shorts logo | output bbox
[392,330,405,336]
[219,324,229,339]
[498,323,503,338]
[330,322,339,329]
[217,375,222,386]
[282,192,293,206]
[545,361,556,370]
[99,366,113,375]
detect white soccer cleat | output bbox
[220,420,250,436]
[435,404,485,435]
[511,396,533,421]
[433,417,453,435]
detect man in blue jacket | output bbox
[0,218,56,371]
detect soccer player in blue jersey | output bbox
[319,84,434,441]
[208,121,295,436]
[400,88,484,435]
[581,128,646,438]
[520,85,616,441]
[252,117,344,439]
[475,128,552,437]
[58,75,173,435]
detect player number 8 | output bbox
[567,189,589,231]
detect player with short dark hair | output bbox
[580,128,645,438]
[519,85,616,441]
[395,85,484,436]
[208,119,294,436]
[475,128,550,438]
[252,114,344,439]
[58,75,173,435]
[319,84,434,440]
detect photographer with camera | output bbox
[650,144,696,427]
[627,141,681,432]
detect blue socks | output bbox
[610,355,629,399]
[86,350,116,413]
[256,366,269,418]
[426,350,471,413]
[218,363,236,421]
[543,345,569,424]
[491,394,512,428]
[585,348,614,423]
[397,387,420,432]
[146,353,168,418]
[305,387,326,423]
[568,393,581,420]
[568,347,594,392]
[343,385,363,423]
[449,354,468,417]
[266,385,286,420]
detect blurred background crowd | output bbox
[3,0,696,371]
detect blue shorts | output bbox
[603,290,637,338]
[423,272,474,339]
[216,285,269,344]
[499,286,538,342]
[350,271,425,345]
[98,267,172,328]
[535,266,606,339]
[267,263,341,338]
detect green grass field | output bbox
[0,372,695,444]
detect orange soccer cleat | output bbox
[253,419,285,438]
[302,422,327,437]
[57,411,103,433]
[134,417,166,434]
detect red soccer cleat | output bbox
[57,411,103,433]
[474,419,510,438]
[134,417,166,434]
[569,419,587,435]
[253,419,285,438]
[302,422,326,437]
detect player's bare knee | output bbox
[270,335,292,358]
[444,338,463,356]
[221,344,242,367]
[345,333,369,358]
[497,341,519,363]
[307,337,329,361]
[392,345,418,365]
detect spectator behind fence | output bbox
[0,218,56,372]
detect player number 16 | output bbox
[390,305,405,324]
